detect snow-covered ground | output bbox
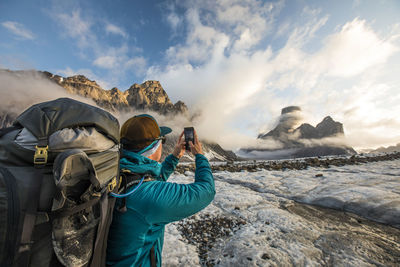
[163,159,400,266]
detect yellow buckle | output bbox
[34,145,48,165]
[108,177,117,192]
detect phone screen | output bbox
[184,127,194,150]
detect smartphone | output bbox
[184,127,194,151]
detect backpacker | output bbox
[0,98,120,267]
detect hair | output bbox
[121,139,150,152]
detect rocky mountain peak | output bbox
[173,101,189,114]
[258,106,302,139]
[128,81,171,103]
[238,106,357,159]
[250,106,355,158]
[321,116,333,122]
[315,116,344,138]
[126,80,176,112]
[259,110,345,140]
[110,87,121,93]
[297,123,320,139]
[65,75,102,88]
[142,80,161,87]
[40,71,187,114]
[69,74,90,82]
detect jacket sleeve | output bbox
[159,154,180,181]
[146,154,215,224]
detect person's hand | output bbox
[172,131,185,159]
[189,129,203,155]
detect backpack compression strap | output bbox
[14,169,44,267]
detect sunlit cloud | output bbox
[315,18,398,77]
[147,1,400,151]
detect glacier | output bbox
[163,159,400,266]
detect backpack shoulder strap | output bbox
[150,246,157,267]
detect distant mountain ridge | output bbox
[372,143,400,153]
[41,71,188,114]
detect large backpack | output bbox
[0,98,120,266]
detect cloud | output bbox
[50,6,145,88]
[0,70,97,118]
[315,18,398,77]
[55,10,92,48]
[215,0,278,52]
[1,21,35,40]
[164,2,183,37]
[125,56,147,75]
[162,8,229,65]
[162,0,283,65]
[167,13,182,30]
[146,1,400,151]
[105,23,128,38]
[90,43,147,81]
[93,56,118,69]
[0,54,35,69]
[40,1,400,151]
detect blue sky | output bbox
[1,0,400,149]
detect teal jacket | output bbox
[106,151,215,267]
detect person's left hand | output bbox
[172,131,185,159]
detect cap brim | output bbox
[160,126,172,136]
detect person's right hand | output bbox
[189,129,203,155]
[172,131,185,159]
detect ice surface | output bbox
[163,159,400,266]
[210,160,400,227]
[163,223,200,266]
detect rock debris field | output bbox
[175,152,400,173]
[164,153,400,266]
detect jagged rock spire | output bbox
[42,71,188,114]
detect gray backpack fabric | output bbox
[0,98,120,267]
